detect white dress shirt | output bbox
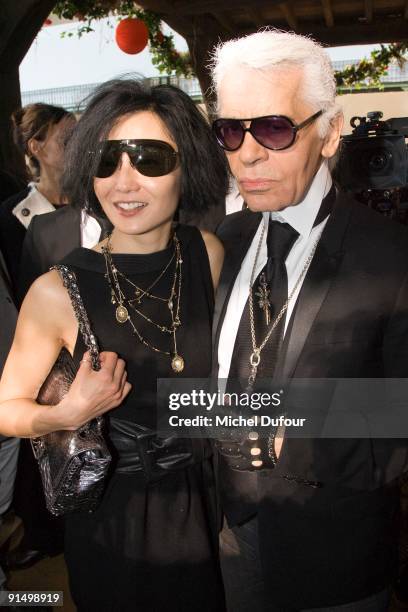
[226,178,245,215]
[80,211,103,248]
[218,161,332,379]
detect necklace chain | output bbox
[101,233,185,373]
[247,222,323,387]
[123,250,176,303]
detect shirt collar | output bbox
[263,160,332,238]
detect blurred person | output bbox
[0,169,25,203]
[210,30,408,611]
[0,78,228,611]
[0,247,19,598]
[0,103,76,293]
[17,198,112,303]
[0,105,78,570]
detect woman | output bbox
[0,103,75,291]
[0,79,229,611]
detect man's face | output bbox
[218,67,340,212]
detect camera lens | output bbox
[368,149,392,174]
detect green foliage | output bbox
[53,0,193,75]
[335,42,408,91]
[53,2,406,85]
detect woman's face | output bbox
[34,115,76,174]
[93,111,181,237]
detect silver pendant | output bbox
[116,305,129,323]
[171,354,184,373]
[247,349,261,389]
[255,272,271,326]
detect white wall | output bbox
[338,91,407,134]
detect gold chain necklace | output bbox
[247,223,323,388]
[101,234,185,373]
[121,251,176,304]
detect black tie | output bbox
[217,189,335,500]
[227,184,336,384]
[228,219,299,383]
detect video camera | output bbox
[336,111,408,191]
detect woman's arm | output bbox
[200,230,225,292]
[0,270,131,438]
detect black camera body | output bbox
[336,111,408,191]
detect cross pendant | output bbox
[255,272,271,326]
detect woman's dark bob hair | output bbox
[63,78,230,216]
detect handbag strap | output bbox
[52,264,101,371]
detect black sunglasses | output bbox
[212,110,323,152]
[94,139,179,178]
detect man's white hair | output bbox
[210,29,342,138]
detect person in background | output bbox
[17,195,112,303]
[0,169,25,204]
[0,104,76,572]
[0,247,19,600]
[0,104,76,293]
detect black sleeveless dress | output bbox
[60,225,224,612]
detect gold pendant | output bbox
[171,354,184,373]
[116,305,129,323]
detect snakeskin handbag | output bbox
[31,265,111,516]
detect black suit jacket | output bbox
[214,190,408,608]
[0,248,18,443]
[0,187,31,293]
[18,205,82,303]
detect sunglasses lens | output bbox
[95,145,120,178]
[253,116,295,150]
[94,141,177,178]
[129,143,176,177]
[213,120,244,151]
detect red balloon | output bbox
[115,18,149,55]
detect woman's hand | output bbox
[52,351,131,431]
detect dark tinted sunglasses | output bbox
[94,139,179,178]
[212,110,323,152]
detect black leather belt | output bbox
[109,417,212,481]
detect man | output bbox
[211,30,408,611]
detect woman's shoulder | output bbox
[22,269,74,327]
[25,268,69,305]
[176,223,221,250]
[176,224,224,290]
[199,229,224,256]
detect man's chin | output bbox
[245,196,290,213]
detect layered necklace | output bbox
[247,224,323,388]
[101,233,185,373]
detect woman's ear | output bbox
[322,113,344,159]
[27,137,42,161]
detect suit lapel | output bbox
[54,206,81,257]
[275,191,353,379]
[212,211,262,372]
